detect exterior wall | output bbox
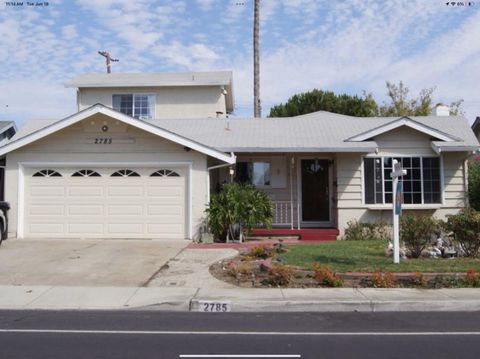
[78,86,227,118]
[5,114,209,240]
[212,153,337,229]
[336,127,468,236]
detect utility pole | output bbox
[98,51,119,73]
[253,0,261,118]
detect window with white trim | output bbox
[32,169,62,177]
[363,157,441,205]
[112,94,155,120]
[111,169,140,177]
[150,169,180,177]
[72,169,101,177]
[235,162,270,186]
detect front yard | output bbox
[282,240,480,273]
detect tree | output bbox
[268,89,378,117]
[469,160,480,211]
[378,81,464,117]
[378,81,434,116]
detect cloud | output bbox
[61,25,77,39]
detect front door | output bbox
[300,159,330,224]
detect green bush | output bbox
[342,220,389,241]
[400,214,439,258]
[469,161,480,211]
[443,208,480,257]
[205,183,273,242]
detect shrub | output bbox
[342,220,390,241]
[227,262,253,279]
[247,245,273,259]
[443,208,480,257]
[371,271,394,288]
[266,265,294,286]
[312,263,344,287]
[400,214,439,258]
[462,269,480,287]
[469,161,480,211]
[205,183,273,242]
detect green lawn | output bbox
[282,240,480,273]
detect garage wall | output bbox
[5,114,209,240]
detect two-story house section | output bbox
[65,71,234,119]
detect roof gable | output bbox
[0,104,235,163]
[345,116,459,142]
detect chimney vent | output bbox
[434,103,450,116]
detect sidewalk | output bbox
[1,285,479,312]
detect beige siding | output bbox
[335,126,468,235]
[78,86,227,118]
[5,116,209,240]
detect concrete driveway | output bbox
[0,239,187,287]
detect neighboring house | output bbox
[0,121,16,201]
[0,72,478,241]
[472,117,480,160]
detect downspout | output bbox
[464,157,469,207]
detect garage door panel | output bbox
[147,205,183,215]
[29,205,64,216]
[68,186,104,197]
[68,205,103,216]
[107,223,144,234]
[107,205,143,215]
[29,223,64,234]
[25,166,187,239]
[30,186,65,197]
[68,223,104,234]
[147,186,183,197]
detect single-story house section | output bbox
[0,72,478,241]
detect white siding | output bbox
[5,116,209,240]
[336,126,468,235]
[78,86,227,118]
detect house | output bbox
[0,72,478,241]
[472,117,480,160]
[0,121,16,202]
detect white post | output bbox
[392,176,400,264]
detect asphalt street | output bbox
[0,310,479,359]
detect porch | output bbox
[208,154,339,241]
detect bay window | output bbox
[364,156,441,205]
[112,94,155,120]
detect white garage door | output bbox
[24,167,187,239]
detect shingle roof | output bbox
[5,108,479,154]
[148,111,479,152]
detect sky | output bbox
[1,0,480,126]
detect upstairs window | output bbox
[112,94,155,120]
[235,162,270,187]
[364,157,441,205]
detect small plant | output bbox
[247,245,272,259]
[412,272,426,287]
[227,262,253,279]
[400,214,439,258]
[443,208,480,257]
[342,220,390,241]
[312,263,344,287]
[462,269,480,287]
[266,265,294,286]
[371,271,394,288]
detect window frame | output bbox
[361,154,444,207]
[112,93,156,120]
[234,160,271,188]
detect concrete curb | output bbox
[1,285,479,312]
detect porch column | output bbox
[290,155,294,230]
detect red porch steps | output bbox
[250,228,339,241]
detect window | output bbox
[112,94,155,120]
[111,169,140,177]
[72,169,101,177]
[364,157,441,205]
[235,162,270,186]
[150,169,180,177]
[32,169,62,177]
